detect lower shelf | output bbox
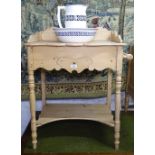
[37,104,114,127]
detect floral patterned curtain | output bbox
[21,0,134,99]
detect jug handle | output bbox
[57,6,65,28]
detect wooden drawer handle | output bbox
[123,53,133,61]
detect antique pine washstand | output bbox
[26,27,132,150]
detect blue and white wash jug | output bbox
[57,4,88,28]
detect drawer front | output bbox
[32,46,118,72]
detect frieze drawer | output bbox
[32,46,118,72]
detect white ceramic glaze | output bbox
[53,28,96,43]
[57,4,88,28]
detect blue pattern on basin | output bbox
[56,31,96,36]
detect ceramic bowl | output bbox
[53,28,97,43]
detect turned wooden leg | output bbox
[115,72,122,150]
[106,69,112,109]
[28,71,37,149]
[41,69,46,106]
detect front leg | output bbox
[115,72,122,150]
[28,70,37,149]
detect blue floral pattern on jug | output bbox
[65,15,87,21]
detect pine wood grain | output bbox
[26,27,132,150]
[37,104,114,127]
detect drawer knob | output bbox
[70,62,78,69]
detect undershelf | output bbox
[37,104,114,127]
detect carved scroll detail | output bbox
[56,56,93,72]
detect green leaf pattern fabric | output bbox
[21,0,133,98]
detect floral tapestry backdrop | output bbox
[21,0,134,99]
